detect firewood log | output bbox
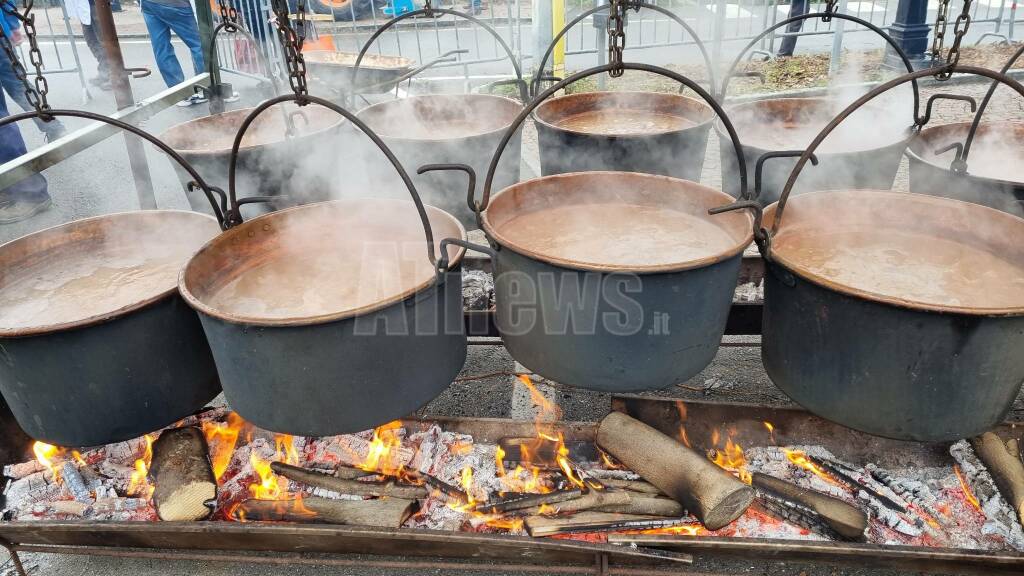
[972,432,1024,526]
[598,478,665,496]
[597,496,685,517]
[150,427,217,521]
[752,472,867,539]
[596,411,754,530]
[521,490,632,515]
[234,495,415,527]
[525,511,682,537]
[481,488,583,513]
[270,462,428,499]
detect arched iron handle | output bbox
[530,2,716,100]
[719,12,922,124]
[768,65,1024,261]
[0,109,227,226]
[226,93,440,268]
[917,93,977,126]
[125,67,151,79]
[754,151,819,201]
[960,42,1024,168]
[418,163,476,214]
[481,62,750,211]
[352,8,527,103]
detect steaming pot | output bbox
[716,98,914,205]
[356,94,523,230]
[533,91,714,182]
[305,50,415,94]
[906,121,1024,217]
[0,211,222,446]
[160,103,344,216]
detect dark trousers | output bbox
[0,90,48,200]
[0,54,65,137]
[778,0,809,57]
[83,0,110,77]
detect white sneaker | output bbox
[176,94,209,107]
[223,91,241,103]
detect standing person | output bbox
[0,90,50,222]
[777,0,808,57]
[0,1,67,141]
[72,0,112,91]
[140,0,207,106]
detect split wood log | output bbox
[598,496,685,517]
[525,511,682,537]
[270,462,428,500]
[596,411,754,530]
[972,432,1024,527]
[598,478,665,496]
[333,464,374,480]
[234,495,415,527]
[150,427,217,521]
[751,472,867,539]
[521,490,685,517]
[522,490,632,515]
[481,488,584,514]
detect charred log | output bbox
[481,488,584,514]
[596,411,754,530]
[752,472,867,539]
[233,496,415,527]
[525,511,683,537]
[755,489,843,541]
[150,427,217,521]
[270,462,428,500]
[972,432,1024,527]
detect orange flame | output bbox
[495,445,506,477]
[953,465,982,512]
[203,412,247,481]
[709,436,751,485]
[634,523,704,536]
[764,421,776,444]
[249,452,283,500]
[492,376,567,495]
[782,449,843,488]
[33,442,62,481]
[358,420,406,477]
[127,434,156,499]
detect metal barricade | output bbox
[14,0,90,105]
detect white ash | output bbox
[3,460,44,480]
[734,281,764,303]
[462,270,494,310]
[60,462,91,503]
[583,468,641,481]
[950,440,1024,550]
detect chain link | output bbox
[822,0,839,22]
[936,0,973,80]
[218,0,239,32]
[606,0,626,78]
[930,0,950,62]
[270,0,307,99]
[1,0,48,114]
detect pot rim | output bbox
[303,49,416,71]
[533,90,716,139]
[481,171,754,274]
[0,210,221,338]
[906,120,1024,188]
[715,96,917,155]
[160,104,345,157]
[355,93,524,144]
[765,190,1024,317]
[178,198,468,327]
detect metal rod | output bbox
[93,0,157,210]
[6,544,692,575]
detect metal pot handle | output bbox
[718,12,922,124]
[226,94,440,267]
[955,43,1024,173]
[351,8,528,103]
[481,62,750,212]
[529,1,716,100]
[0,109,229,227]
[768,65,1024,260]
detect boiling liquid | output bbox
[497,204,738,268]
[554,110,695,135]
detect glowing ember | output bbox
[953,464,982,512]
[635,523,704,536]
[783,449,842,487]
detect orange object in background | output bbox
[302,34,335,52]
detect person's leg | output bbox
[777,0,807,57]
[0,90,50,223]
[0,57,66,139]
[163,5,205,76]
[140,1,185,87]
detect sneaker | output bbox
[0,194,52,224]
[176,94,209,107]
[223,91,241,103]
[42,123,67,143]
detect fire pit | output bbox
[906,121,1024,217]
[160,103,343,216]
[1,395,1021,575]
[533,91,714,181]
[716,98,913,204]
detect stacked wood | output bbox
[150,427,217,521]
[752,472,867,540]
[233,495,415,527]
[972,432,1024,527]
[270,462,428,499]
[596,412,754,530]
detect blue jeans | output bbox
[140,0,205,88]
[0,56,65,138]
[0,90,48,200]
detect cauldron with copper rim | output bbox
[179,95,470,436]
[305,50,415,94]
[160,102,344,217]
[718,66,1024,441]
[427,63,754,393]
[0,110,227,447]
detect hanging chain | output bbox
[606,0,627,77]
[270,0,307,100]
[0,0,49,114]
[936,0,973,80]
[218,0,239,32]
[822,0,839,22]
[930,0,951,62]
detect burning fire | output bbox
[33,441,62,481]
[633,523,704,536]
[783,449,842,488]
[764,422,776,444]
[202,411,247,481]
[249,432,303,501]
[127,434,156,499]
[673,401,691,448]
[953,464,982,512]
[708,433,751,485]
[358,420,407,477]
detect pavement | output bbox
[2,11,1024,576]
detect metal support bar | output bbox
[93,0,157,210]
[0,74,210,191]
